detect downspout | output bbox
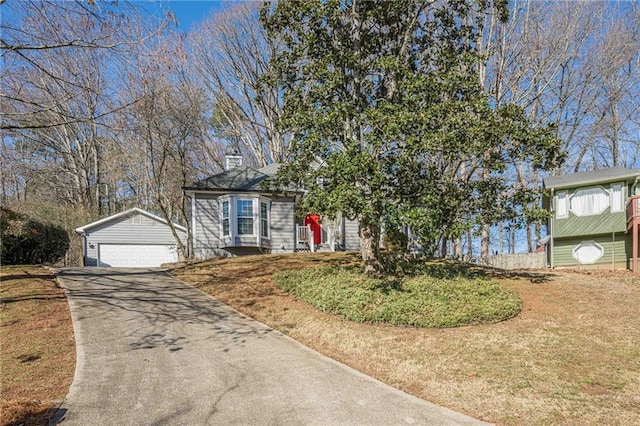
[82,234,87,267]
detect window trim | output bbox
[556,190,568,219]
[572,240,604,265]
[218,195,271,242]
[569,185,610,217]
[221,200,230,236]
[610,182,624,212]
[236,198,255,236]
[260,201,269,238]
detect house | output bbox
[543,167,640,272]
[75,207,188,267]
[183,156,360,259]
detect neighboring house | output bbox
[75,207,187,267]
[183,156,360,259]
[543,167,640,272]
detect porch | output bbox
[296,223,341,252]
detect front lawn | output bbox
[172,253,640,425]
[273,265,521,327]
[0,266,75,426]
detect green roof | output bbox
[543,167,640,190]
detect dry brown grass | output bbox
[0,266,75,426]
[172,253,640,425]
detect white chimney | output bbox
[225,150,243,170]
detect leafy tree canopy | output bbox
[261,0,563,274]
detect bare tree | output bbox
[475,0,640,254]
[114,35,210,259]
[581,7,640,169]
[188,2,287,167]
[1,0,169,130]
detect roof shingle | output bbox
[543,167,640,190]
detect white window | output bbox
[222,200,229,236]
[260,202,269,238]
[611,183,624,212]
[237,199,254,235]
[569,187,609,216]
[556,191,568,219]
[572,241,604,264]
[218,196,270,242]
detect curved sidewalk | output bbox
[53,267,491,425]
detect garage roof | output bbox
[75,207,187,234]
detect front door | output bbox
[304,214,322,245]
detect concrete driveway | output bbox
[53,268,489,425]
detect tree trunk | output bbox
[481,223,490,258]
[158,203,187,260]
[527,223,533,253]
[360,221,383,275]
[453,237,462,259]
[440,237,448,258]
[611,102,619,167]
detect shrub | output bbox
[273,266,522,328]
[0,208,70,265]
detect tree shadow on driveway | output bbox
[55,268,274,353]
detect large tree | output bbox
[262,0,562,273]
[113,34,211,260]
[477,0,640,253]
[188,2,287,167]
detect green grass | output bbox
[273,264,522,327]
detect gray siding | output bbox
[190,192,356,256]
[84,212,186,266]
[271,199,296,254]
[192,193,294,257]
[193,193,221,259]
[343,219,360,251]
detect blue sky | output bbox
[142,0,235,30]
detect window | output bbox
[218,196,270,242]
[611,183,623,212]
[556,191,568,219]
[222,200,229,236]
[572,241,604,264]
[237,199,254,235]
[260,202,269,238]
[570,187,609,216]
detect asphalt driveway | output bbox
[53,268,489,425]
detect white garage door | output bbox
[98,244,178,267]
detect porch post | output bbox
[309,225,315,252]
[633,221,638,274]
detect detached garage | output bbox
[75,208,187,267]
